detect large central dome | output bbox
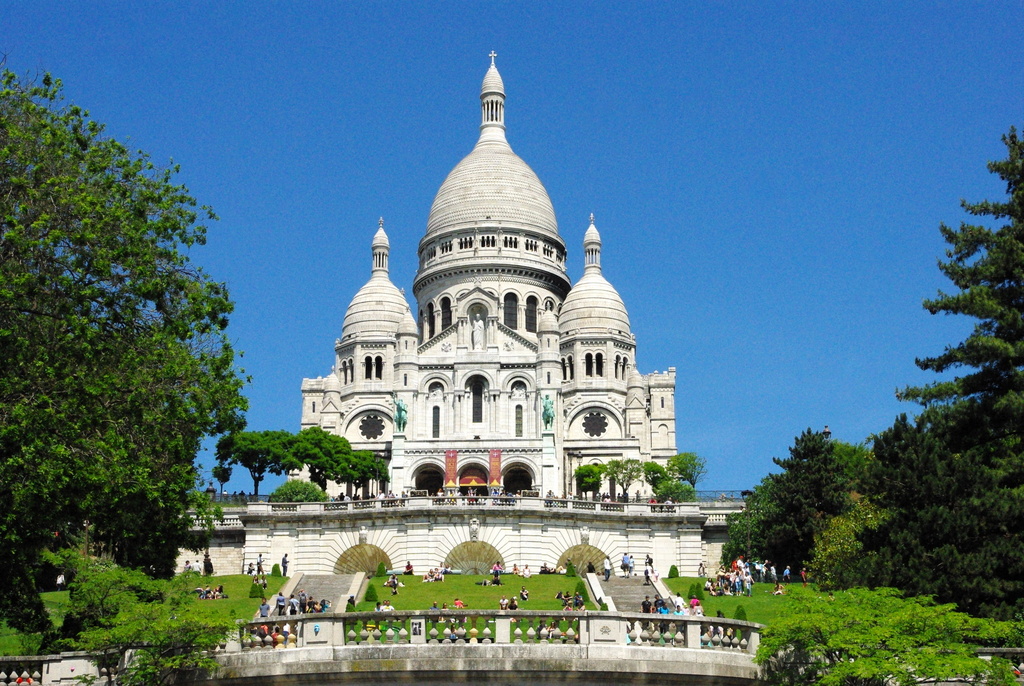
[424,61,559,240]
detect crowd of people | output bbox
[257,589,331,618]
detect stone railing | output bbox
[245,496,717,518]
[238,609,761,653]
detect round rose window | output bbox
[360,414,385,440]
[582,411,608,437]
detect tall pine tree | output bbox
[862,125,1024,619]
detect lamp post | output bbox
[823,425,832,440]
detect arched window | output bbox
[596,353,604,377]
[427,302,436,339]
[432,406,440,438]
[525,296,538,333]
[614,355,621,379]
[472,379,484,423]
[312,401,316,413]
[544,298,554,312]
[364,356,373,380]
[568,356,575,380]
[561,358,567,381]
[374,356,383,380]
[403,374,408,386]
[441,297,452,330]
[515,405,524,437]
[585,353,593,377]
[503,293,518,329]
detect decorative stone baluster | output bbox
[455,623,467,643]
[428,623,439,644]
[468,614,479,643]
[628,621,639,644]
[398,623,409,643]
[564,625,576,644]
[513,621,523,643]
[481,622,492,644]
[347,627,358,645]
[360,623,370,644]
[639,620,651,645]
[525,620,537,643]
[371,624,382,643]
[650,622,662,646]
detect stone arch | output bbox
[566,402,624,440]
[557,544,608,573]
[334,544,391,575]
[503,374,534,394]
[412,462,445,493]
[343,407,394,442]
[502,462,534,493]
[445,541,503,575]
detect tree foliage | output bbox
[50,551,231,685]
[574,464,605,496]
[756,587,1016,686]
[269,479,328,503]
[859,127,1024,619]
[284,427,354,491]
[666,452,707,488]
[604,459,644,498]
[642,461,668,489]
[0,70,245,632]
[810,497,890,591]
[654,479,696,502]
[215,430,290,498]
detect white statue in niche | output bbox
[470,518,480,541]
[511,382,526,400]
[359,526,368,545]
[471,314,485,350]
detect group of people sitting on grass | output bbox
[555,590,585,611]
[195,584,228,599]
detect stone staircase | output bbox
[294,573,361,608]
[600,573,662,613]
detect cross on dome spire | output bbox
[489,50,497,66]
[379,217,384,230]
[589,213,595,224]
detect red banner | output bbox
[444,450,458,488]
[489,449,502,487]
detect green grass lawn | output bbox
[354,573,597,613]
[189,574,287,624]
[662,576,810,625]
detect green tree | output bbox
[756,587,1016,686]
[642,461,668,490]
[211,463,233,493]
[284,427,354,491]
[654,479,696,502]
[215,430,291,498]
[269,479,328,503]
[810,497,889,591]
[574,464,605,496]
[859,127,1024,619]
[0,70,245,632]
[348,448,388,493]
[722,478,782,564]
[666,452,707,488]
[52,551,231,685]
[604,459,644,499]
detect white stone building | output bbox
[300,58,677,499]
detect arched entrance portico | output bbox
[458,465,489,495]
[502,465,533,494]
[414,466,444,493]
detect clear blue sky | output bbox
[7,2,1023,493]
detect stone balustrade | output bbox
[238,609,762,653]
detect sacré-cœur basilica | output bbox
[300,55,677,500]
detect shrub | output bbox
[364,583,379,603]
[248,583,263,599]
[574,579,590,604]
[668,565,679,578]
[565,561,577,577]
[599,602,609,611]
[271,564,281,577]
[734,605,747,622]
[268,479,328,503]
[375,562,387,578]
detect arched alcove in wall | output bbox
[557,544,608,573]
[445,541,503,575]
[334,544,392,575]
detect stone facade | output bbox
[300,57,676,499]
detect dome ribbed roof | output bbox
[341,273,409,339]
[559,271,631,336]
[425,60,559,240]
[426,141,558,238]
[398,308,419,337]
[559,218,630,336]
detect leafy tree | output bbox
[347,448,388,492]
[654,479,696,502]
[0,70,245,632]
[722,432,848,567]
[642,461,668,490]
[215,430,291,498]
[859,127,1024,619]
[756,587,1016,686]
[284,427,354,491]
[52,552,231,685]
[211,463,233,493]
[810,497,889,591]
[574,464,605,496]
[666,452,707,488]
[269,479,328,503]
[604,459,644,499]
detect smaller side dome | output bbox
[559,216,631,337]
[398,308,419,338]
[324,371,342,393]
[538,308,559,334]
[627,368,644,389]
[341,220,409,339]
